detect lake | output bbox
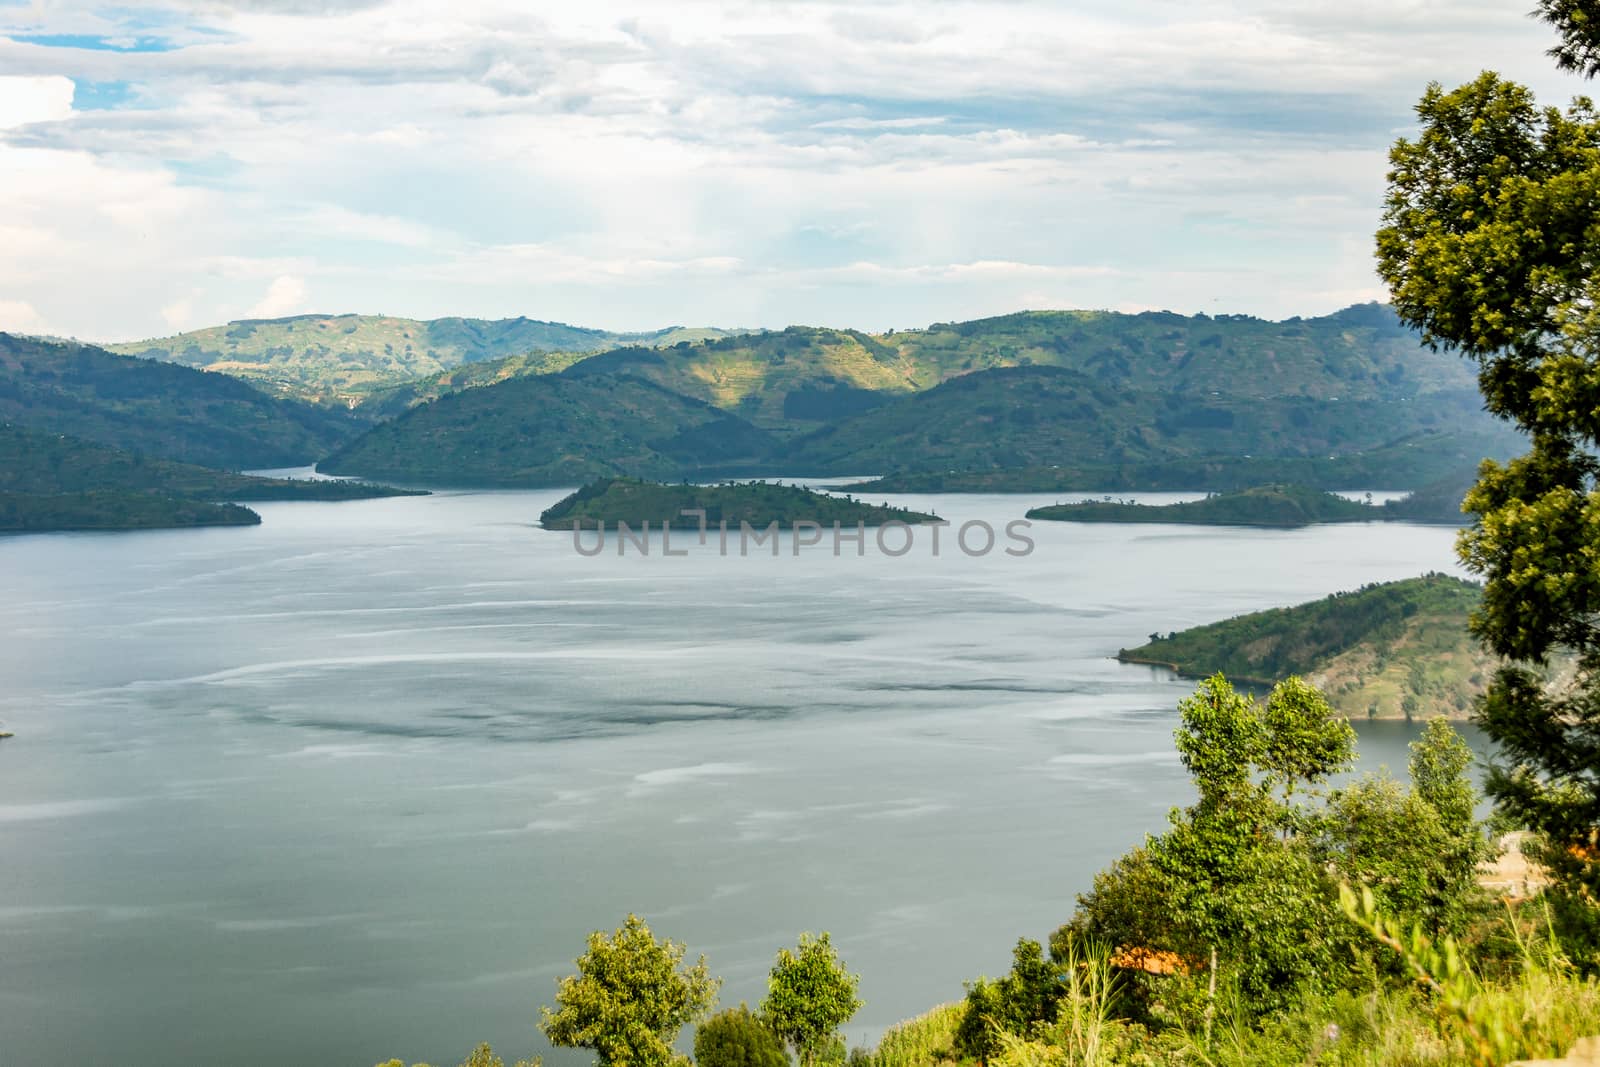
[0,487,1479,1067]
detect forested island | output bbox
[1025,481,1469,527]
[0,490,262,533]
[1116,574,1491,718]
[539,478,939,531]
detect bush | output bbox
[695,1006,789,1067]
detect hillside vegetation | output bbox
[0,424,422,502]
[1026,482,1471,527]
[0,490,260,532]
[539,478,938,530]
[1117,574,1491,718]
[319,374,776,486]
[108,314,750,405]
[836,433,1511,493]
[0,333,363,469]
[1028,484,1378,526]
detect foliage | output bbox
[539,914,720,1067]
[1537,0,1600,78]
[0,332,363,469]
[538,478,938,531]
[694,1005,789,1067]
[1374,51,1600,898]
[954,940,1065,1062]
[1312,720,1493,938]
[1118,575,1492,719]
[1259,677,1356,805]
[869,1003,963,1067]
[761,933,863,1067]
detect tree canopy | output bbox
[540,915,720,1067]
[760,933,862,1067]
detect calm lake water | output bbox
[0,487,1480,1067]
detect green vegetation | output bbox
[694,1006,789,1067]
[0,424,422,502]
[540,914,720,1067]
[0,332,363,469]
[320,374,776,486]
[1117,575,1491,719]
[1375,14,1600,904]
[834,436,1514,494]
[760,933,862,1067]
[779,366,1503,477]
[109,314,753,406]
[539,478,938,530]
[1026,484,1378,527]
[0,490,260,532]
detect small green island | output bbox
[540,478,940,530]
[1025,481,1466,528]
[1116,574,1492,719]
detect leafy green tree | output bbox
[1260,676,1356,808]
[1174,673,1265,804]
[1374,35,1600,895]
[1538,0,1600,77]
[760,933,862,1067]
[952,938,1067,1061]
[540,914,720,1067]
[694,1005,789,1067]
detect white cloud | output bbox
[247,275,309,318]
[0,75,73,129]
[0,0,1584,338]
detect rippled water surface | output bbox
[0,488,1478,1067]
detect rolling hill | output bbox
[779,365,1505,474]
[107,315,752,405]
[0,333,364,470]
[1116,574,1492,719]
[319,374,777,486]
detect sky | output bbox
[0,1,1588,342]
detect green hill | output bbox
[834,434,1511,494]
[1116,574,1492,718]
[0,333,364,469]
[0,424,423,502]
[539,478,939,530]
[778,365,1501,474]
[0,490,260,533]
[107,315,752,405]
[319,374,777,487]
[1027,484,1379,527]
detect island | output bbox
[539,478,940,530]
[1115,574,1493,719]
[0,490,262,533]
[1025,481,1469,528]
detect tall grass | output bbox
[873,1002,964,1067]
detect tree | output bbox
[760,933,862,1067]
[694,1005,789,1067]
[540,915,720,1067]
[1374,28,1600,895]
[1259,676,1356,809]
[1173,673,1265,805]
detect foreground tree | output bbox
[540,915,720,1067]
[761,933,862,1067]
[1374,40,1600,895]
[694,1005,789,1067]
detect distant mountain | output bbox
[0,333,365,470]
[319,374,777,487]
[779,364,1509,474]
[538,304,1488,440]
[106,315,754,406]
[1116,575,1492,719]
